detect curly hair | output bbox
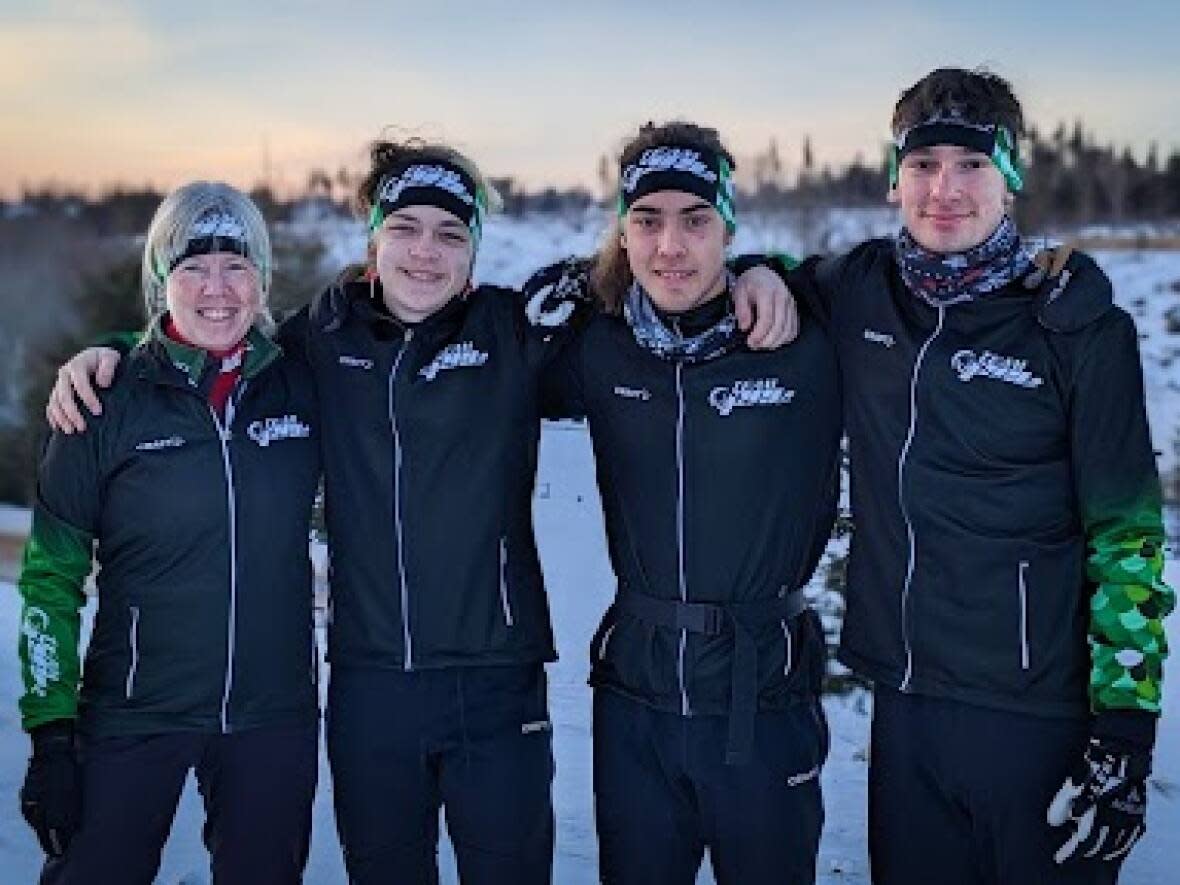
[355,138,503,217]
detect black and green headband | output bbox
[889,117,1024,192]
[618,144,737,232]
[368,159,488,244]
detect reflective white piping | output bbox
[211,403,239,733]
[1018,560,1030,670]
[389,330,414,670]
[898,305,944,692]
[674,361,690,716]
[499,536,514,627]
[125,605,140,699]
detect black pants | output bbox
[41,722,318,885]
[593,689,827,885]
[327,664,555,885]
[869,687,1124,885]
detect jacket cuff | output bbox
[29,719,76,755]
[1092,709,1158,752]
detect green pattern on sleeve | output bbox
[1088,523,1176,713]
[17,505,93,730]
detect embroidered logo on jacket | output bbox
[418,342,489,381]
[135,435,186,452]
[247,414,312,447]
[708,378,795,416]
[950,350,1043,389]
[338,355,374,370]
[863,328,895,348]
[21,608,60,698]
[613,385,652,401]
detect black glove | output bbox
[20,720,82,858]
[522,256,594,328]
[1047,728,1151,864]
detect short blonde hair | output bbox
[142,181,273,332]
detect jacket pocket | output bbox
[1018,560,1030,671]
[125,605,141,699]
[498,537,514,628]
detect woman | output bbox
[43,139,794,884]
[538,121,840,884]
[17,182,321,884]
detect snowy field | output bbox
[1,220,1179,882]
[1,428,1177,884]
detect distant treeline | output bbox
[6,121,1180,233]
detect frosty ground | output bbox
[1,221,1179,883]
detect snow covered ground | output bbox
[1,424,1177,883]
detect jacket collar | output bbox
[313,269,471,345]
[137,315,281,389]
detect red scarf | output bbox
[164,318,245,416]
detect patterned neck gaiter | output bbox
[623,278,739,364]
[894,215,1034,307]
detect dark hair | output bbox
[590,121,735,313]
[891,67,1024,138]
[355,138,499,216]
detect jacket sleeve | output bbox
[515,257,597,371]
[17,428,103,731]
[1068,308,1175,716]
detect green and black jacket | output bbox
[782,240,1174,727]
[17,321,321,738]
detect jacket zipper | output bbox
[897,305,945,692]
[388,329,414,670]
[125,605,140,699]
[674,360,690,716]
[499,536,514,627]
[210,386,243,733]
[1018,560,1031,670]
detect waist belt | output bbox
[615,589,809,765]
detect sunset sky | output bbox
[3,0,1178,199]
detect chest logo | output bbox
[863,328,895,348]
[419,341,489,381]
[247,414,312,447]
[135,435,186,452]
[613,385,652,401]
[338,355,374,370]
[950,349,1043,389]
[708,378,795,416]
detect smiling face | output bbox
[622,190,730,313]
[371,205,474,323]
[890,143,1009,253]
[165,251,260,351]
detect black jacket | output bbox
[791,239,1166,719]
[281,280,572,671]
[18,324,321,738]
[545,294,841,728]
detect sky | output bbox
[2,0,1179,199]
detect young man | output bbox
[781,68,1174,884]
[535,121,838,885]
